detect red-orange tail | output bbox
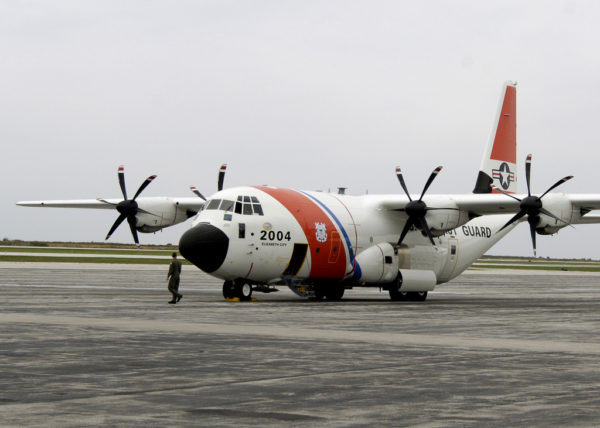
[473,81,518,194]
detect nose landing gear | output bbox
[222,280,253,301]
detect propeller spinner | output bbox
[98,165,157,246]
[494,154,573,256]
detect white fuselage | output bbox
[183,186,517,288]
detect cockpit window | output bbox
[206,199,221,210]
[252,203,263,215]
[234,195,264,216]
[220,200,234,212]
[205,199,234,212]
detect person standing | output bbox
[166,252,183,304]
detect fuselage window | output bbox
[206,199,221,210]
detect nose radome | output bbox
[179,223,229,273]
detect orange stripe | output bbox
[254,187,347,279]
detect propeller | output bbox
[218,163,227,191]
[493,154,573,256]
[395,166,444,246]
[98,165,157,246]
[190,164,227,199]
[189,186,206,201]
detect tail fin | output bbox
[473,81,518,194]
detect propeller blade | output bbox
[105,213,127,241]
[397,218,414,246]
[395,167,412,201]
[127,215,140,246]
[539,176,574,199]
[538,207,574,228]
[118,165,128,200]
[97,198,117,206]
[491,185,522,202]
[525,154,532,197]
[419,166,442,201]
[190,186,206,201]
[498,210,527,233]
[132,175,157,200]
[418,217,436,245]
[136,207,160,216]
[528,216,537,257]
[218,164,227,191]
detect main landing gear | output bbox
[222,280,253,301]
[313,283,345,301]
[388,288,428,302]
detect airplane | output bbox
[17,81,600,302]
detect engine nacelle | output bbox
[423,197,470,236]
[355,242,398,285]
[533,194,573,235]
[135,197,196,233]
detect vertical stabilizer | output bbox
[473,81,518,194]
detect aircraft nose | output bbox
[179,223,229,273]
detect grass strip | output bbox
[471,264,600,272]
[0,247,174,256]
[0,255,191,265]
[475,259,600,266]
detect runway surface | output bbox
[1,262,599,427]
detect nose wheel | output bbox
[222,280,253,301]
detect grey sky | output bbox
[3,0,600,258]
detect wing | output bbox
[16,199,120,209]
[17,197,206,211]
[377,193,520,215]
[453,193,600,221]
[378,193,600,223]
[16,197,206,241]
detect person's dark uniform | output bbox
[167,252,183,304]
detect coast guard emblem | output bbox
[315,222,328,243]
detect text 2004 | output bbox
[260,230,291,241]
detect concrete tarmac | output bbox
[1,262,600,427]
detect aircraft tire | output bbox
[325,286,345,301]
[408,291,428,302]
[388,289,409,301]
[236,282,253,301]
[313,284,325,300]
[223,281,236,299]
